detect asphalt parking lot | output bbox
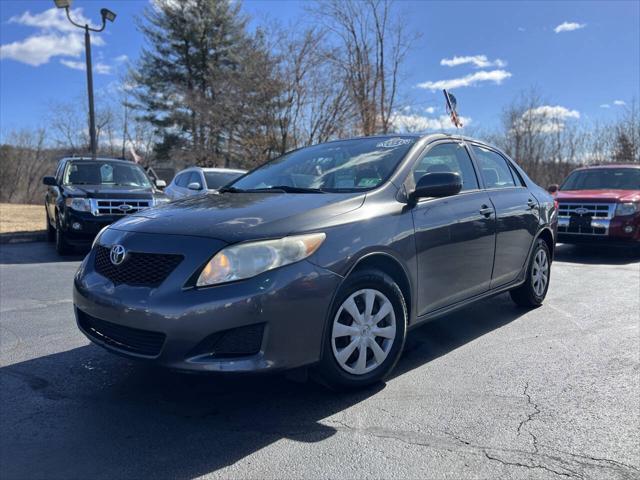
[0,242,638,480]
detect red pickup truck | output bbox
[554,164,640,247]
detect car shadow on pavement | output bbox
[0,242,86,265]
[0,293,525,480]
[554,243,640,266]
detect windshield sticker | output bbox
[357,177,380,187]
[376,138,414,148]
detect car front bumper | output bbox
[73,230,342,373]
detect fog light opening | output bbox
[624,226,634,234]
[72,222,82,231]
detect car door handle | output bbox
[479,205,494,217]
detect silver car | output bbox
[164,167,246,200]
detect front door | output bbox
[410,142,496,316]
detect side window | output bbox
[508,163,526,187]
[174,173,189,187]
[188,172,202,187]
[410,142,479,192]
[471,145,516,189]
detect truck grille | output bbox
[94,245,183,287]
[557,202,614,236]
[92,198,151,216]
[77,309,165,357]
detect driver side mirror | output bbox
[187,182,202,191]
[547,184,559,194]
[155,179,167,189]
[410,172,462,201]
[42,176,57,186]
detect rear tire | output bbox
[55,217,71,255]
[510,238,551,308]
[314,268,407,391]
[46,210,55,242]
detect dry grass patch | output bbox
[0,203,45,234]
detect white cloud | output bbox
[424,106,436,114]
[114,54,129,63]
[613,100,626,106]
[600,104,611,108]
[520,105,580,133]
[8,7,100,32]
[1,7,106,67]
[554,22,586,33]
[417,70,512,91]
[440,55,506,69]
[392,113,472,133]
[60,58,112,74]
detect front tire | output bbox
[510,238,551,308]
[55,217,71,255]
[315,269,407,390]
[46,209,55,242]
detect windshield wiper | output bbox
[218,186,246,193]
[248,185,326,194]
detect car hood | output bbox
[555,189,640,203]
[64,185,157,198]
[109,192,365,242]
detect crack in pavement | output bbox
[516,381,542,453]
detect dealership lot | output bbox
[0,242,638,479]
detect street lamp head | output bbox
[53,0,72,8]
[100,8,116,23]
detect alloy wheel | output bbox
[331,288,396,375]
[531,248,549,297]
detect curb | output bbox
[0,231,47,244]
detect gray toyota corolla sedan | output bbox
[74,134,557,389]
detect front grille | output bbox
[94,245,183,287]
[557,202,614,236]
[189,323,265,359]
[77,309,165,357]
[92,198,151,216]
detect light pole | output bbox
[53,0,116,159]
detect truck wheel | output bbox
[510,238,551,308]
[55,217,71,255]
[46,209,55,242]
[314,268,407,390]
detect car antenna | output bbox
[443,89,464,141]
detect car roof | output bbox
[61,157,139,165]
[570,164,640,172]
[177,167,246,174]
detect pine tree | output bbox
[132,0,279,166]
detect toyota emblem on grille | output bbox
[574,207,589,215]
[118,204,132,212]
[110,245,127,265]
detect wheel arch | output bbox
[536,227,555,262]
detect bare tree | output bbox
[310,0,414,136]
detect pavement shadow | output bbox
[554,243,640,266]
[0,242,86,265]
[0,292,526,480]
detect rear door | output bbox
[410,141,496,315]
[470,144,538,288]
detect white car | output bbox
[164,167,246,200]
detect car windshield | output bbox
[204,171,244,189]
[560,168,640,191]
[230,137,417,192]
[63,161,152,188]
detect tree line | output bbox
[1,0,638,204]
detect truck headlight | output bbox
[196,233,326,287]
[615,202,638,216]
[65,197,91,212]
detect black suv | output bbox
[43,157,169,254]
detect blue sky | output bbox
[1,0,638,140]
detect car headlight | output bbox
[616,202,638,216]
[152,196,170,206]
[196,233,326,287]
[65,197,91,212]
[92,226,109,249]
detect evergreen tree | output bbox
[132,0,280,166]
